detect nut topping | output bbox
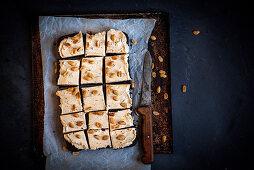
[109,73,116,78]
[72,113,79,118]
[131,39,137,44]
[105,67,109,74]
[68,61,76,66]
[108,61,114,66]
[89,60,95,64]
[86,106,92,110]
[117,71,122,77]
[111,56,119,60]
[73,48,77,54]
[82,58,88,62]
[86,42,90,48]
[102,135,109,140]
[150,35,156,40]
[108,112,115,117]
[157,86,161,93]
[153,111,160,116]
[192,30,200,35]
[83,90,87,98]
[182,85,187,93]
[87,129,95,134]
[72,104,76,111]
[71,67,79,71]
[75,134,81,139]
[158,56,163,62]
[77,47,82,52]
[72,88,78,95]
[162,135,167,143]
[152,72,156,78]
[164,93,168,100]
[76,121,84,126]
[118,121,126,125]
[65,42,71,47]
[73,39,79,44]
[96,40,100,47]
[109,118,115,124]
[80,65,85,71]
[113,96,119,101]
[120,103,127,108]
[131,82,135,88]
[91,90,98,95]
[76,92,81,98]
[113,90,119,95]
[116,135,125,140]
[111,34,116,42]
[93,111,104,115]
[69,122,74,128]
[95,122,102,128]
[94,135,100,140]
[152,63,154,69]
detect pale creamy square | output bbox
[56,87,82,114]
[87,129,111,150]
[106,29,129,54]
[60,112,87,133]
[64,131,89,150]
[105,54,131,83]
[85,31,106,56]
[58,31,85,58]
[57,60,80,86]
[110,128,136,149]
[80,57,103,84]
[106,84,132,110]
[82,85,106,112]
[88,111,109,129]
[109,109,134,130]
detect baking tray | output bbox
[32,12,173,159]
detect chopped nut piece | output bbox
[91,90,98,95]
[109,73,116,78]
[150,35,156,40]
[68,61,76,66]
[86,42,90,48]
[87,129,95,134]
[96,40,100,47]
[76,92,81,98]
[93,111,104,115]
[72,88,78,95]
[62,146,67,151]
[192,30,200,35]
[73,48,77,54]
[158,56,163,62]
[153,111,160,116]
[113,96,119,101]
[152,63,154,69]
[77,47,82,52]
[162,135,167,143]
[109,118,115,124]
[67,87,74,91]
[105,67,109,74]
[82,58,88,62]
[111,56,119,60]
[72,104,76,111]
[72,113,79,118]
[73,39,79,44]
[111,34,116,42]
[89,60,95,64]
[71,67,79,71]
[131,82,135,88]
[62,71,69,77]
[69,122,74,128]
[118,121,126,125]
[86,106,92,110]
[65,42,71,47]
[102,135,109,140]
[87,72,94,79]
[152,72,156,78]
[117,71,122,77]
[76,121,84,126]
[83,90,87,98]
[113,90,119,95]
[94,135,100,140]
[80,65,85,71]
[182,85,187,93]
[164,93,168,100]
[157,86,161,93]
[159,70,166,74]
[108,112,115,117]
[131,39,137,44]
[75,134,81,139]
[95,122,102,128]
[120,103,127,108]
[116,135,125,140]
[72,152,79,155]
[107,41,110,47]
[160,74,167,78]
[108,61,114,66]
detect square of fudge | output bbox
[106,29,129,54]
[82,85,106,112]
[105,54,131,83]
[88,111,109,129]
[85,31,106,56]
[57,60,80,86]
[106,84,132,110]
[109,109,134,130]
[58,31,84,58]
[80,57,103,84]
[110,128,136,149]
[87,129,111,150]
[60,112,87,133]
[64,131,89,150]
[56,87,82,114]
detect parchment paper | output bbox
[39,16,156,170]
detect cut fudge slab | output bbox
[106,84,132,110]
[56,87,82,114]
[87,129,111,150]
[88,111,109,129]
[82,85,106,112]
[106,29,129,54]
[105,54,131,83]
[57,60,80,86]
[58,31,84,58]
[85,31,106,56]
[110,128,136,149]
[60,112,87,133]
[108,109,134,130]
[64,131,89,150]
[80,57,103,84]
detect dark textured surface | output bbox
[0,0,254,169]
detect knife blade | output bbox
[137,51,154,164]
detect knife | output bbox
[137,52,154,164]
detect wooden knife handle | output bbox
[137,106,154,164]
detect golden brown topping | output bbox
[86,42,90,48]
[158,56,163,62]
[182,85,187,93]
[62,146,68,151]
[118,121,126,125]
[131,82,135,88]
[111,34,116,42]
[131,39,137,44]
[120,103,127,108]
[76,121,84,126]
[152,63,154,69]
[116,135,125,140]
[95,122,102,128]
[71,67,79,71]
[62,71,69,77]
[68,61,76,66]
[82,58,88,62]
[89,60,95,64]
[72,152,79,155]
[113,96,119,101]
[77,47,82,52]
[94,135,100,140]
[76,92,81,98]
[157,86,161,93]
[75,134,81,139]
[112,125,119,129]
[109,73,116,78]
[86,106,92,110]
[107,41,110,47]
[102,135,109,140]
[80,65,85,71]
[72,104,76,111]
[83,90,87,98]
[159,70,166,74]
[73,48,77,54]
[117,71,122,77]
[69,122,74,128]
[87,72,94,78]
[105,67,109,74]
[72,88,78,95]
[153,111,160,116]
[65,42,71,47]
[91,90,98,95]
[192,30,200,35]
[73,39,79,44]
[111,56,119,60]
[152,72,156,78]
[113,90,119,95]
[90,35,94,40]
[164,93,168,100]
[160,74,167,78]
[107,61,114,66]
[67,87,74,91]
[72,113,79,118]
[108,112,115,117]
[93,111,104,115]
[150,35,156,40]
[83,145,87,149]
[96,40,100,47]
[87,129,95,134]
[162,135,167,143]
[109,118,115,124]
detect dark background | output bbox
[0,0,253,169]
